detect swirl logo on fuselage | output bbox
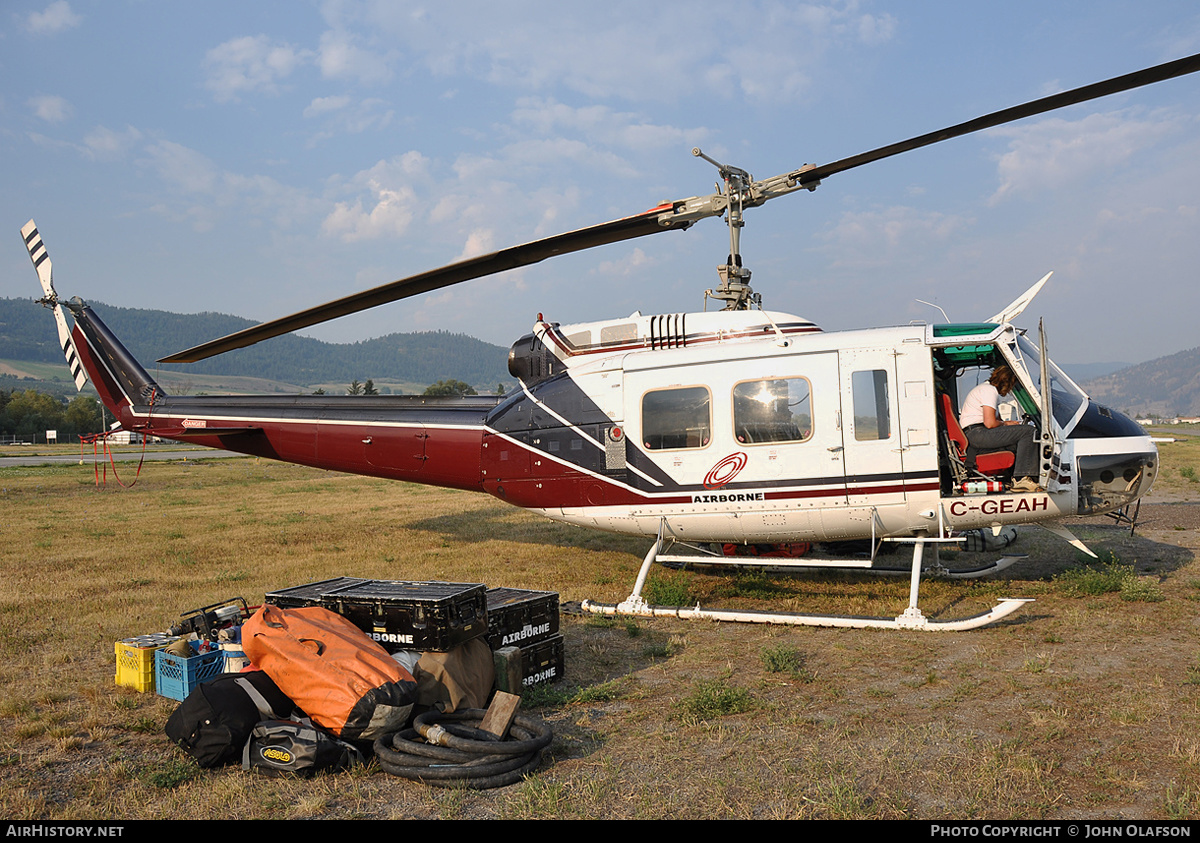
[704,452,748,490]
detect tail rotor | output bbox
[22,220,88,391]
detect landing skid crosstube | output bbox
[581,533,1032,632]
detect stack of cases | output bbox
[486,588,563,688]
[264,578,488,653]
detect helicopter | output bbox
[25,51,1198,631]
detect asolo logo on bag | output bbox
[261,746,293,765]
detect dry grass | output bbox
[1,448,1199,820]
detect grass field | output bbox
[1,441,1198,820]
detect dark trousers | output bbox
[965,424,1039,477]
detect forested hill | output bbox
[1081,346,1200,418]
[0,297,510,389]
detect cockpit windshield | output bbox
[1009,333,1087,434]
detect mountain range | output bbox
[0,297,511,394]
[1077,346,1200,418]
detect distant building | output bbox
[106,430,154,445]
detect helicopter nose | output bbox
[1071,402,1158,516]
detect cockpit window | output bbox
[1010,334,1087,433]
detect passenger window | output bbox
[642,386,711,450]
[851,369,891,441]
[733,378,812,444]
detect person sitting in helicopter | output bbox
[958,364,1043,493]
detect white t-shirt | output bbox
[959,382,1000,429]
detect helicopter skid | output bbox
[579,596,1034,632]
[584,529,1033,631]
[657,551,1026,580]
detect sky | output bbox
[4,1,1200,367]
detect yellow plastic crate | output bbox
[114,635,179,692]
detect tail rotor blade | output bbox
[21,219,55,298]
[22,220,88,391]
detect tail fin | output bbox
[22,220,88,391]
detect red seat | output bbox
[940,393,1015,476]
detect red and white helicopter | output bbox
[26,53,1197,631]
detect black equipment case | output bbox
[517,634,565,689]
[485,587,559,650]
[264,577,370,610]
[266,579,489,653]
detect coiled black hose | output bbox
[374,708,554,789]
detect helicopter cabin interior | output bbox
[931,324,1042,495]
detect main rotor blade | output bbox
[792,51,1200,187]
[160,203,689,363]
[164,51,1200,363]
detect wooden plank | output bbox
[479,690,521,739]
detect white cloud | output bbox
[304,95,351,117]
[322,186,418,241]
[136,139,314,232]
[28,94,71,123]
[203,35,308,103]
[304,96,395,145]
[458,229,495,260]
[857,11,897,46]
[819,205,971,268]
[25,1,81,34]
[321,152,431,241]
[82,125,142,161]
[142,140,220,196]
[594,247,656,277]
[509,98,706,154]
[326,2,896,104]
[988,110,1185,203]
[317,29,393,84]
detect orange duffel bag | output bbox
[242,604,417,743]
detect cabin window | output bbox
[851,369,891,441]
[733,378,813,444]
[642,386,711,450]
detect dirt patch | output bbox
[0,362,39,378]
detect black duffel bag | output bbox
[242,719,364,776]
[165,670,295,768]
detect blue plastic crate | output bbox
[154,646,225,701]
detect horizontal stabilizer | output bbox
[152,425,264,439]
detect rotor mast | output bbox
[670,149,822,311]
